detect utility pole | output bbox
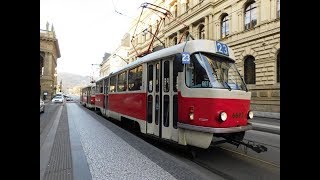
[90,64,101,83]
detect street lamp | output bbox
[113,54,129,64]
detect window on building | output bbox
[172,36,177,45]
[244,56,256,84]
[221,14,229,38]
[181,0,189,12]
[40,53,44,76]
[277,51,280,83]
[277,0,280,18]
[174,4,178,17]
[186,0,189,11]
[199,24,205,39]
[170,4,178,18]
[244,1,257,30]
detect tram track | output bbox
[134,132,279,180]
[190,158,237,180]
[217,146,280,168]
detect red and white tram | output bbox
[80,85,96,109]
[87,40,266,152]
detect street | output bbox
[40,101,280,180]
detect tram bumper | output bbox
[177,122,252,134]
[177,123,252,149]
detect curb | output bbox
[253,111,280,120]
[251,122,280,135]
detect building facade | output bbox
[124,0,280,112]
[99,34,131,78]
[40,23,61,101]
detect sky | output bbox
[40,0,150,77]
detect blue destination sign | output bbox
[181,52,190,64]
[216,41,229,56]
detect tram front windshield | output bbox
[185,52,247,91]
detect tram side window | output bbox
[156,63,160,92]
[128,65,142,91]
[163,61,170,92]
[117,71,127,92]
[104,78,109,94]
[109,76,116,92]
[163,95,170,127]
[148,64,153,92]
[96,82,103,93]
[173,59,178,92]
[91,87,96,95]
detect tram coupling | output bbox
[229,139,267,153]
[213,138,268,153]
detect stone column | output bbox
[165,37,170,47]
[270,0,276,20]
[205,16,209,40]
[237,10,243,32]
[189,24,193,39]
[177,0,181,16]
[214,22,220,40]
[256,0,261,25]
[228,15,232,35]
[208,14,213,40]
[43,52,51,77]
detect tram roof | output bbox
[99,39,235,80]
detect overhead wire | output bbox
[109,1,268,58]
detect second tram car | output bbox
[80,85,96,109]
[83,40,266,152]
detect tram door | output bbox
[104,78,109,116]
[147,57,178,140]
[146,61,161,136]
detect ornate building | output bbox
[123,0,280,112]
[99,34,131,78]
[40,22,61,101]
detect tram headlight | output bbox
[189,113,194,120]
[189,106,194,121]
[248,111,254,119]
[220,112,227,121]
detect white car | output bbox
[52,96,64,103]
[40,99,45,113]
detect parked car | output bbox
[52,96,64,103]
[40,99,45,113]
[65,96,73,101]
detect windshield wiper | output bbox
[224,82,231,91]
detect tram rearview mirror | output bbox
[174,54,184,72]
